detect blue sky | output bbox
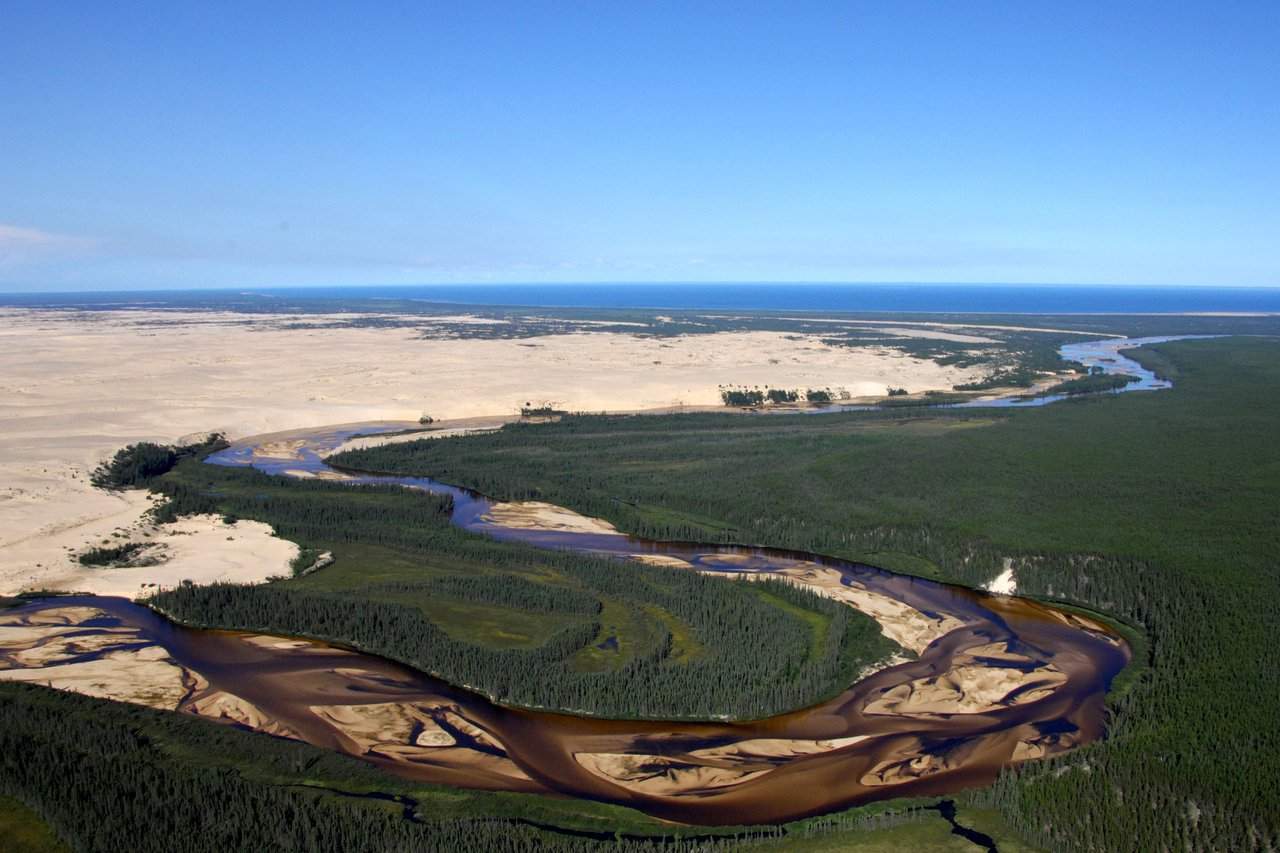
[1,1,1277,291]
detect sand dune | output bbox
[0,307,983,596]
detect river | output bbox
[0,337,1184,825]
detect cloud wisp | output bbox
[0,225,98,259]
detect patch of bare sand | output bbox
[985,558,1017,595]
[735,565,966,656]
[859,326,999,344]
[0,307,983,594]
[8,629,140,667]
[305,702,530,780]
[863,654,1065,717]
[310,702,459,753]
[479,501,622,536]
[322,419,510,457]
[280,468,353,480]
[0,605,191,707]
[632,554,694,569]
[188,688,302,739]
[1,511,298,599]
[860,737,984,786]
[0,644,189,709]
[638,556,953,671]
[574,752,769,795]
[689,735,869,763]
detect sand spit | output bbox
[575,752,769,796]
[689,735,870,764]
[860,737,984,787]
[631,552,964,657]
[323,419,511,457]
[0,606,189,708]
[478,501,622,536]
[736,563,967,656]
[303,702,531,781]
[189,688,303,739]
[1012,728,1081,762]
[310,702,459,753]
[863,661,1066,716]
[631,554,694,569]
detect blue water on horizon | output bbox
[3,283,1280,314]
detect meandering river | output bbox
[0,337,1184,825]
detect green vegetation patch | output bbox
[144,457,893,721]
[1036,372,1139,396]
[0,793,71,853]
[642,603,707,664]
[334,336,1280,851]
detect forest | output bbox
[5,331,1278,851]
[141,459,894,720]
[331,336,1280,851]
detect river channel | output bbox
[0,337,1181,825]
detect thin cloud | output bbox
[0,225,97,257]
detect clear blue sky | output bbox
[1,1,1277,291]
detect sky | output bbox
[1,1,1277,292]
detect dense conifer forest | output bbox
[139,457,893,720]
[332,337,1280,851]
[6,331,1279,851]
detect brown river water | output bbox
[1,337,1182,825]
[0,423,1129,826]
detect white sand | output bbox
[478,501,622,536]
[858,326,998,343]
[863,661,1065,716]
[985,558,1018,595]
[733,564,966,656]
[634,554,964,658]
[0,307,982,595]
[688,735,869,763]
[189,689,302,739]
[309,702,459,753]
[574,752,768,795]
[0,606,189,708]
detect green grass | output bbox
[755,589,831,663]
[403,596,583,649]
[0,795,70,853]
[951,806,1048,853]
[642,603,707,663]
[569,596,654,672]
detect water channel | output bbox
[0,337,1187,825]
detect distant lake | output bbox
[4,282,1280,314]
